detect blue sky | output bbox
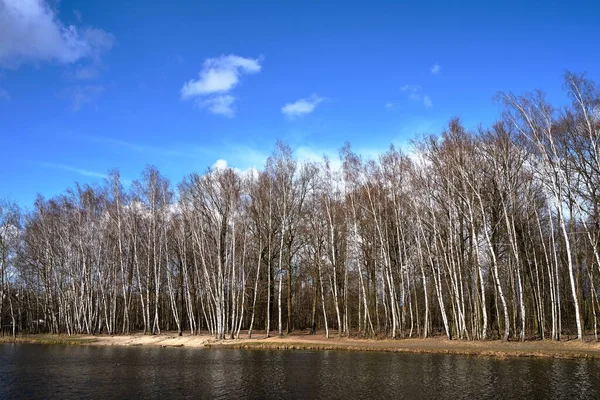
[1,0,599,208]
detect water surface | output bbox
[1,344,599,399]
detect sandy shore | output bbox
[0,332,215,348]
[3,332,600,359]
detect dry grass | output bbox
[0,335,97,346]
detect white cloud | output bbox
[385,102,395,109]
[430,63,441,75]
[181,54,261,116]
[181,55,261,97]
[197,94,235,117]
[212,159,228,170]
[209,158,259,179]
[0,0,114,68]
[202,146,269,178]
[401,84,432,109]
[282,94,325,117]
[423,95,432,108]
[0,88,9,100]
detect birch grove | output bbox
[1,72,600,341]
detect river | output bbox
[1,344,599,399]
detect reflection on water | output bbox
[1,344,600,399]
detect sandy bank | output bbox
[3,332,600,359]
[0,332,215,348]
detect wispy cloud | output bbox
[41,162,108,179]
[86,136,183,157]
[74,65,101,80]
[70,28,115,81]
[169,54,184,64]
[60,85,104,111]
[401,85,422,100]
[430,63,441,75]
[0,88,9,101]
[181,54,261,116]
[401,84,432,109]
[87,136,268,174]
[294,146,341,169]
[0,0,114,69]
[73,10,82,22]
[423,95,432,108]
[227,145,269,168]
[282,94,325,117]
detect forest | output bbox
[1,71,599,342]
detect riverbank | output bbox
[209,335,600,359]
[3,332,600,359]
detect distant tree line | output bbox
[1,71,599,341]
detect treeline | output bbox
[1,72,599,341]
